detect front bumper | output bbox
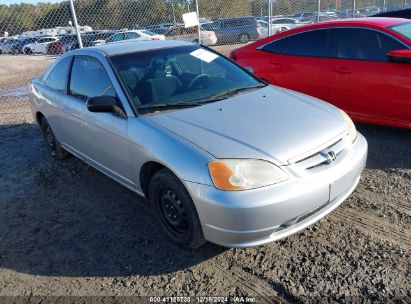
[184,133,368,248]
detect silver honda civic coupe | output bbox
[29,40,367,248]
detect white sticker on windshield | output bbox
[190,49,219,63]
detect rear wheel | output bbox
[40,117,69,160]
[149,169,206,249]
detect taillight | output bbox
[229,50,237,61]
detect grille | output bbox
[295,138,346,170]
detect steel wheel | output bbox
[43,123,56,156]
[159,189,189,235]
[40,117,69,160]
[150,169,206,248]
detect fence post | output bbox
[69,0,83,48]
[352,0,356,18]
[383,0,386,11]
[317,0,321,22]
[195,0,201,44]
[268,0,272,36]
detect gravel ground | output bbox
[0,52,410,303]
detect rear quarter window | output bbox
[282,29,328,57]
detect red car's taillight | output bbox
[229,50,238,61]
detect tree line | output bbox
[0,0,394,36]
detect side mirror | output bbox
[387,49,411,64]
[86,95,126,117]
[244,66,254,74]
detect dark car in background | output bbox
[201,16,262,44]
[372,7,411,19]
[59,34,78,52]
[68,31,116,50]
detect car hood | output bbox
[145,86,347,165]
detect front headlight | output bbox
[208,159,289,191]
[340,110,357,143]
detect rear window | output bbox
[44,57,72,93]
[142,30,157,36]
[389,22,411,40]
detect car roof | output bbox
[73,40,192,56]
[309,17,409,27]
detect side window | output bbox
[333,28,407,62]
[125,32,140,39]
[262,39,284,54]
[282,30,328,57]
[69,57,116,100]
[44,57,72,93]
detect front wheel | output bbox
[40,117,69,160]
[239,33,250,44]
[149,169,206,249]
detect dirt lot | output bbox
[0,52,410,302]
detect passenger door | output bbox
[329,28,411,125]
[65,56,134,187]
[260,29,331,101]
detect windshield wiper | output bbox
[208,84,266,100]
[138,102,204,114]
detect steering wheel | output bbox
[188,74,211,89]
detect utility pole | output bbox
[196,0,201,44]
[268,0,272,36]
[352,0,356,18]
[69,0,82,48]
[317,0,321,22]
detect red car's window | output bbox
[281,30,328,57]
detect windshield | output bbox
[110,45,263,113]
[389,22,411,41]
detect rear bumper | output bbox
[184,134,367,248]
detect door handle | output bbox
[270,61,280,66]
[332,67,352,75]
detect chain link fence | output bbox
[0,0,410,128]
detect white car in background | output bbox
[24,37,58,54]
[94,30,165,45]
[259,18,304,37]
[165,25,218,46]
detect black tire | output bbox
[24,48,32,55]
[40,117,69,160]
[239,33,250,44]
[149,169,206,249]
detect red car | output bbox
[47,39,63,55]
[230,18,411,129]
